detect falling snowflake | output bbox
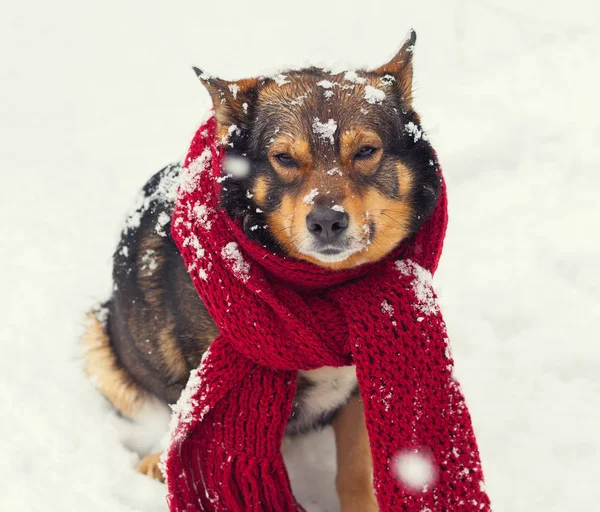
[393,449,437,492]
[223,154,250,179]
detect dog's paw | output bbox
[137,453,165,482]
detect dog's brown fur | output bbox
[82,312,147,417]
[83,31,440,511]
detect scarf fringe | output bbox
[167,439,304,512]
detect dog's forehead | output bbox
[252,69,394,151]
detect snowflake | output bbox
[395,259,440,315]
[303,188,319,205]
[344,70,366,84]
[221,242,250,282]
[272,74,289,86]
[405,122,427,143]
[364,85,386,104]
[228,83,240,98]
[393,449,437,491]
[312,118,337,144]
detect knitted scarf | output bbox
[164,116,491,511]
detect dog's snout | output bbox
[306,207,349,242]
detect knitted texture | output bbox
[164,116,492,511]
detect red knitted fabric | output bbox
[164,116,491,511]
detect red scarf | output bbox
[164,116,491,511]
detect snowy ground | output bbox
[1,0,599,510]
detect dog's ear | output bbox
[374,29,416,106]
[193,67,259,140]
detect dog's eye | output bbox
[274,153,297,167]
[354,146,378,160]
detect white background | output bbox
[1,0,599,510]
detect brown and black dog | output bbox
[82,30,441,511]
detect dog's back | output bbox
[83,163,216,412]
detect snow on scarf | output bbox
[163,116,491,511]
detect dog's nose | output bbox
[306,207,349,242]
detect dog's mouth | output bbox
[306,244,362,263]
[296,225,374,264]
[319,247,344,256]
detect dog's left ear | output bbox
[193,67,259,140]
[374,29,416,106]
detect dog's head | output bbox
[196,31,440,270]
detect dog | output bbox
[82,30,441,511]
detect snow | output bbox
[303,188,320,205]
[155,211,171,236]
[124,163,180,232]
[289,93,308,106]
[221,242,251,282]
[395,259,440,316]
[192,202,212,231]
[141,249,158,272]
[1,1,599,511]
[182,232,206,260]
[316,79,334,89]
[272,73,290,86]
[331,204,345,212]
[223,154,250,179]
[364,84,386,104]
[312,118,338,144]
[343,70,366,84]
[393,450,437,491]
[180,148,212,193]
[381,299,395,316]
[227,83,239,99]
[405,121,426,142]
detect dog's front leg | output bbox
[332,394,379,512]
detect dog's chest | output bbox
[286,365,357,435]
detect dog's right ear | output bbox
[193,67,259,141]
[373,30,416,107]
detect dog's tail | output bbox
[81,303,148,419]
